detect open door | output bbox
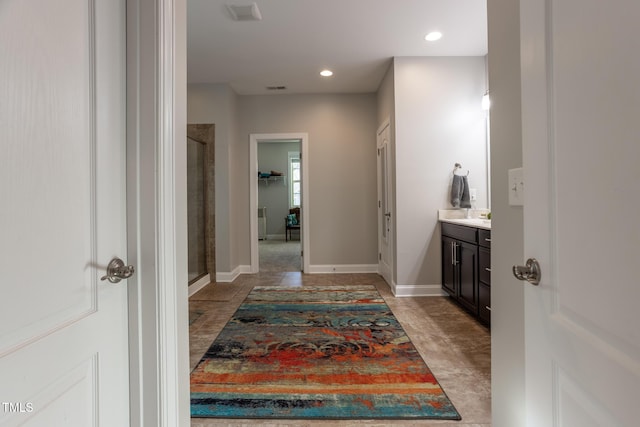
[520,0,640,424]
[377,121,393,285]
[0,0,130,425]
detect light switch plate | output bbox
[508,168,524,206]
[470,188,477,201]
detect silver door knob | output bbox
[101,257,135,283]
[512,258,541,285]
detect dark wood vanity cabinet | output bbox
[441,222,491,326]
[478,247,491,325]
[477,228,491,326]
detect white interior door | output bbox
[520,0,640,425]
[377,121,392,284]
[0,0,129,425]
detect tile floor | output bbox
[189,273,491,427]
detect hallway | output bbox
[189,273,491,426]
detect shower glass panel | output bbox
[187,137,207,283]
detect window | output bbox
[288,152,300,208]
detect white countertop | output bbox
[438,209,491,230]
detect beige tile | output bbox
[190,282,244,301]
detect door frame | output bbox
[249,133,310,273]
[376,119,394,286]
[126,0,189,425]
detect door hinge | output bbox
[377,148,380,155]
[301,250,303,257]
[379,253,382,261]
[378,200,381,208]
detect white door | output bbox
[377,121,392,284]
[0,0,129,425]
[520,0,640,425]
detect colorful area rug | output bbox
[190,285,461,420]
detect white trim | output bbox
[126,0,189,426]
[250,133,310,274]
[188,274,211,297]
[266,234,287,240]
[216,265,252,283]
[306,264,379,274]
[391,283,448,298]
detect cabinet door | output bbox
[457,240,478,314]
[478,282,491,325]
[442,236,457,296]
[479,246,491,285]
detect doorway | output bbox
[249,133,310,273]
[257,140,301,272]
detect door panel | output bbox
[377,122,392,284]
[457,241,477,313]
[441,237,456,296]
[0,0,129,425]
[0,0,97,354]
[521,0,640,425]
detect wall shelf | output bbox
[258,175,286,186]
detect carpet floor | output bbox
[190,285,461,420]
[259,239,301,273]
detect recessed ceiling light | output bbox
[425,31,443,42]
[320,69,333,77]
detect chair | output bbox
[284,207,300,241]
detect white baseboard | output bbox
[306,264,379,274]
[391,283,448,297]
[187,274,211,297]
[215,265,252,283]
[263,234,287,241]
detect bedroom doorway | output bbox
[249,133,310,273]
[257,140,301,272]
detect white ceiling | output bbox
[187,0,488,95]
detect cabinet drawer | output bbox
[479,229,492,248]
[479,247,491,285]
[441,222,477,244]
[478,282,491,325]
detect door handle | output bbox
[451,242,458,265]
[451,242,455,265]
[512,258,540,285]
[101,257,135,283]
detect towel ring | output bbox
[453,163,469,176]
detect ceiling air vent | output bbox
[266,86,287,91]
[226,3,262,21]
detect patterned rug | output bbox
[190,285,461,420]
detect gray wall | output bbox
[257,141,300,236]
[393,57,488,288]
[236,94,379,267]
[188,63,490,289]
[488,0,526,425]
[187,83,238,273]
